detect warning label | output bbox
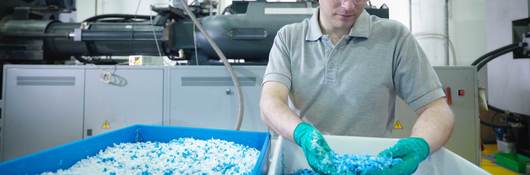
[393,120,403,129]
[102,120,111,129]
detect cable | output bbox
[82,14,151,22]
[150,12,163,58]
[474,43,520,71]
[74,56,92,64]
[193,24,199,65]
[221,5,235,15]
[179,0,245,130]
[471,43,519,66]
[130,0,143,58]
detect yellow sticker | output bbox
[394,120,403,129]
[134,57,142,65]
[102,120,111,129]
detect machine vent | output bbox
[17,76,75,86]
[181,77,256,86]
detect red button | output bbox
[458,89,465,96]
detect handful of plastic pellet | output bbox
[41,138,260,175]
[290,154,401,175]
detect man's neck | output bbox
[318,14,356,45]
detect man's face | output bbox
[319,0,366,30]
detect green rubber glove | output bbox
[293,122,338,174]
[376,137,430,175]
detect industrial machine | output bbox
[1,65,481,165]
[0,0,388,65]
[471,17,530,157]
[0,0,485,167]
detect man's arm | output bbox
[410,97,455,152]
[259,81,302,142]
[260,81,339,174]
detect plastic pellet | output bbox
[290,154,401,175]
[41,138,260,175]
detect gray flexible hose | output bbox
[179,0,245,130]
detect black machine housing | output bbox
[0,0,389,65]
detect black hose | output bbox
[475,43,521,71]
[74,56,119,65]
[222,5,235,15]
[471,43,519,66]
[74,56,92,64]
[83,14,153,22]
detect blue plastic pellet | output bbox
[290,154,401,175]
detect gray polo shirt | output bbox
[263,9,445,137]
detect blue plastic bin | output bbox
[0,124,270,175]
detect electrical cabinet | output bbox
[2,66,85,161]
[169,66,267,131]
[84,67,164,137]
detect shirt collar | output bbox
[348,10,371,38]
[305,9,372,41]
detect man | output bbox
[259,0,455,174]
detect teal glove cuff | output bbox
[292,122,338,174]
[377,137,431,175]
[408,137,430,160]
[293,122,313,146]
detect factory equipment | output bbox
[469,17,530,157]
[0,0,388,65]
[2,65,481,165]
[0,0,485,166]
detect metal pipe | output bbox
[445,0,450,65]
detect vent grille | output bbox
[17,76,75,86]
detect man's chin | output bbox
[333,22,354,30]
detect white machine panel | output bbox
[169,66,267,131]
[2,66,85,161]
[84,67,164,137]
[1,65,478,165]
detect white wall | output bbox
[486,1,530,116]
[411,0,449,66]
[369,0,410,29]
[367,1,446,66]
[373,0,489,67]
[448,0,487,66]
[77,0,96,22]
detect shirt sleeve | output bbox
[393,32,446,111]
[262,27,292,90]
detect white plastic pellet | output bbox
[41,138,260,175]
